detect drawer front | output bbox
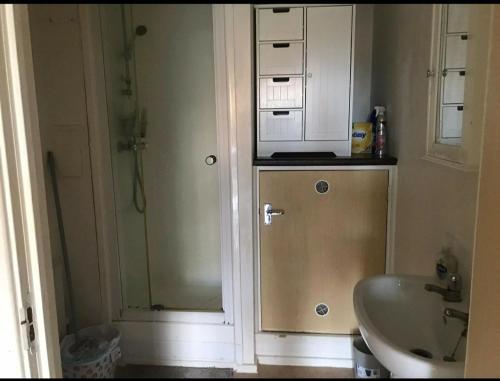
[443,70,465,104]
[441,105,464,138]
[259,110,303,141]
[445,35,467,69]
[259,42,303,75]
[259,77,303,109]
[258,7,304,41]
[447,4,469,33]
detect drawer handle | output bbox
[272,7,290,13]
[459,70,466,76]
[272,43,290,48]
[461,34,468,40]
[272,111,290,116]
[457,105,464,111]
[272,77,290,83]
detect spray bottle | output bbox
[374,106,387,157]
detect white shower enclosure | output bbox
[94,4,233,320]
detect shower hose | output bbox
[133,148,146,214]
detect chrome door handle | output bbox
[264,203,285,225]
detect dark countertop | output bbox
[253,153,398,166]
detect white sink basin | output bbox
[353,274,467,378]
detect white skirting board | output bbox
[256,332,356,368]
[114,321,355,371]
[115,321,236,369]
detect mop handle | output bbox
[47,151,78,337]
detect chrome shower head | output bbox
[124,25,147,60]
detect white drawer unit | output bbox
[259,110,303,141]
[258,7,304,41]
[256,4,354,157]
[259,77,303,109]
[259,42,303,75]
[436,4,468,145]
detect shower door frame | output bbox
[79,4,235,326]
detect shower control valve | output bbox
[117,136,148,152]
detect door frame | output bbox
[465,4,500,376]
[81,4,257,371]
[0,4,61,377]
[253,165,397,366]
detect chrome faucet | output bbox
[424,273,462,302]
[443,308,469,325]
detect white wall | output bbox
[29,4,103,335]
[352,4,374,123]
[371,4,480,300]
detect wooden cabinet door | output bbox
[305,6,352,141]
[259,170,388,334]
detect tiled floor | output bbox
[115,364,354,379]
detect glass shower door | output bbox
[99,4,222,312]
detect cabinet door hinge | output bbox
[20,305,36,354]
